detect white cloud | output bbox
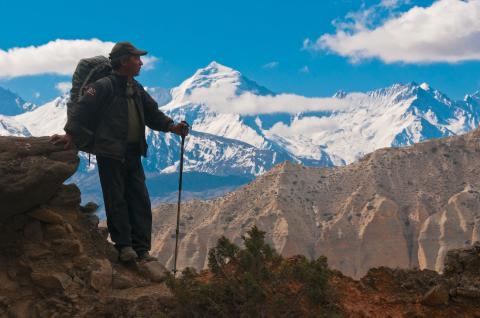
[306,0,480,64]
[142,56,160,70]
[299,66,310,73]
[188,83,360,115]
[55,82,72,94]
[269,117,339,137]
[262,61,279,69]
[379,0,410,9]
[0,39,159,78]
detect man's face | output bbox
[121,55,143,77]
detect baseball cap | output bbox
[109,42,148,60]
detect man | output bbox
[52,42,189,262]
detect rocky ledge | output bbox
[340,242,480,317]
[0,137,173,317]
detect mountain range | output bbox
[1,61,480,208]
[150,128,480,279]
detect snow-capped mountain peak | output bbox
[187,61,240,90]
[3,64,480,206]
[163,61,273,112]
[168,61,240,104]
[420,82,430,91]
[200,61,237,75]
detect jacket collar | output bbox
[112,72,140,96]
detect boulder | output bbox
[25,248,54,261]
[48,184,81,208]
[28,208,64,225]
[0,271,18,292]
[90,259,113,293]
[138,261,168,283]
[452,287,480,299]
[23,219,43,241]
[52,239,83,256]
[87,214,100,228]
[7,300,33,318]
[31,272,72,290]
[421,284,449,306]
[44,224,68,239]
[80,202,100,214]
[112,273,135,290]
[0,136,78,219]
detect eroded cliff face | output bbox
[0,137,172,318]
[151,129,480,279]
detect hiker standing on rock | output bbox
[51,42,189,262]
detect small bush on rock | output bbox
[166,226,336,317]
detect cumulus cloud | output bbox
[188,83,361,115]
[305,0,480,64]
[269,117,339,137]
[142,56,161,70]
[0,39,159,78]
[262,61,279,69]
[55,82,72,94]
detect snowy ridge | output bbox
[0,115,31,136]
[0,87,36,116]
[14,94,68,136]
[2,62,480,204]
[145,87,171,106]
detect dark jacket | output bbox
[64,73,173,160]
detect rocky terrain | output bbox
[151,128,480,279]
[332,243,480,317]
[0,136,173,317]
[0,135,480,317]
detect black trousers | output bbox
[97,144,152,253]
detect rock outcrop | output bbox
[0,136,78,219]
[335,243,480,317]
[0,137,172,318]
[151,129,480,279]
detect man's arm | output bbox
[140,84,189,136]
[141,88,175,132]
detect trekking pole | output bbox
[173,121,189,278]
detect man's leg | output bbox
[97,156,133,249]
[125,149,152,255]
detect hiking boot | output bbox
[137,251,158,262]
[119,246,138,263]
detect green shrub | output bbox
[166,226,338,317]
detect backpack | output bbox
[67,56,112,154]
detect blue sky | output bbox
[1,0,480,104]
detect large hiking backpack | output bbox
[68,56,112,154]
